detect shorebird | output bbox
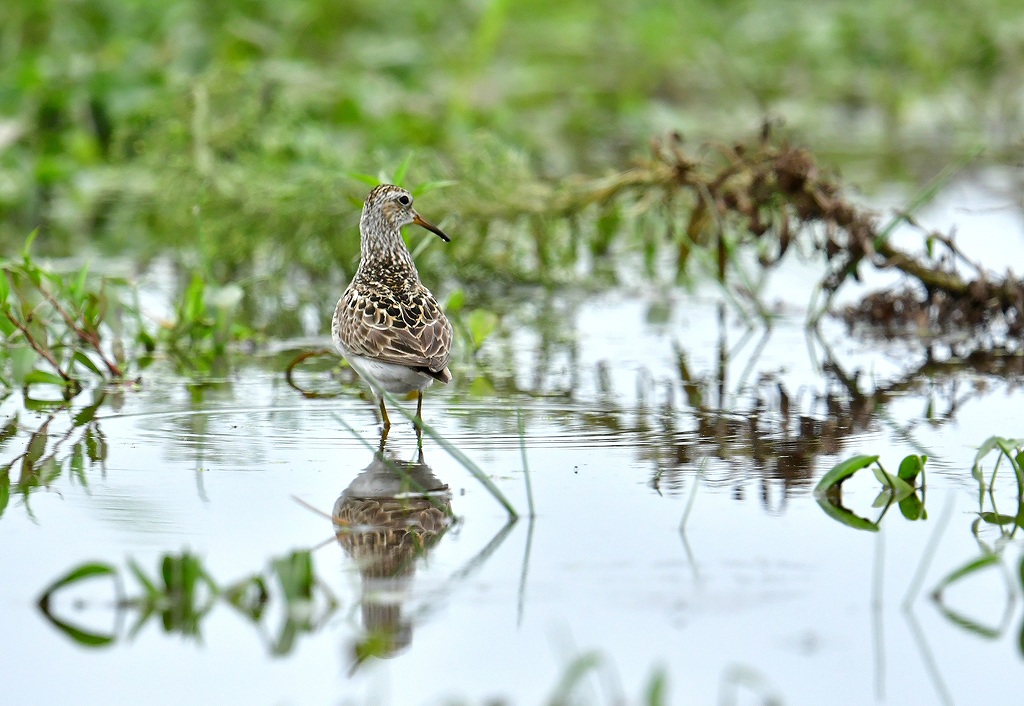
[332,184,453,430]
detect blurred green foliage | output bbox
[0,234,257,392]
[38,548,336,654]
[1,0,1021,301]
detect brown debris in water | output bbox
[646,127,1024,342]
[840,282,1024,340]
[477,123,1024,341]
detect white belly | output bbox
[340,350,434,396]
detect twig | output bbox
[3,311,78,391]
[36,284,124,377]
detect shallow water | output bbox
[3,174,1024,705]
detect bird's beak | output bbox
[412,211,451,242]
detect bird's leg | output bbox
[414,392,424,449]
[378,397,391,429]
[378,425,389,452]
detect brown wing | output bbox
[336,281,452,374]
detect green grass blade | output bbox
[392,153,414,187]
[332,413,453,517]
[358,377,516,518]
[547,652,603,706]
[517,409,536,517]
[872,145,984,249]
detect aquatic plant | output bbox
[814,452,928,531]
[0,392,107,520]
[0,233,131,396]
[0,235,254,393]
[37,549,336,654]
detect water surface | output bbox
[3,174,1024,705]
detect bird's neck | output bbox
[357,211,417,276]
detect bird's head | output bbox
[363,184,450,242]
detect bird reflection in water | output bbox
[333,440,453,668]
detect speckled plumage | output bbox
[333,185,453,426]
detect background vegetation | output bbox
[1,0,1023,369]
[3,1,1022,242]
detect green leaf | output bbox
[69,443,86,485]
[412,179,458,196]
[38,562,117,608]
[71,262,90,301]
[0,270,9,303]
[994,438,1024,462]
[466,309,499,349]
[24,424,48,467]
[9,348,40,388]
[547,651,603,704]
[128,558,161,601]
[71,351,103,377]
[871,466,915,500]
[933,553,1000,596]
[815,493,880,532]
[40,456,60,483]
[973,436,1004,471]
[934,601,1002,640]
[0,468,9,518]
[137,329,156,352]
[899,492,926,521]
[21,228,39,262]
[392,152,414,187]
[814,454,879,494]
[645,667,668,706]
[23,369,66,388]
[38,611,117,648]
[85,427,107,462]
[898,454,926,481]
[42,270,63,290]
[73,394,105,426]
[223,576,269,621]
[0,415,19,450]
[445,289,465,314]
[469,376,496,396]
[93,290,109,328]
[182,274,206,324]
[37,562,119,648]
[161,554,180,591]
[272,550,315,603]
[1019,614,1024,659]
[346,172,379,187]
[979,512,1016,526]
[0,312,15,337]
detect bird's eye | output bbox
[398,194,411,206]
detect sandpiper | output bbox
[332,184,453,429]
